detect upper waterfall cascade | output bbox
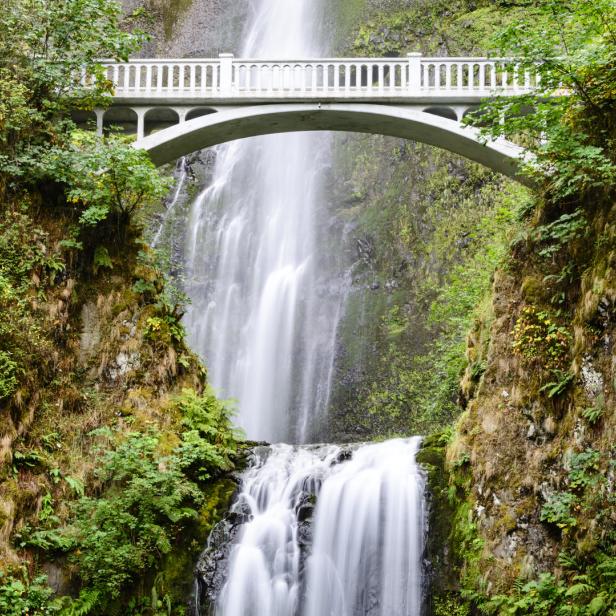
[178,0,341,445]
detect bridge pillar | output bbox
[407,53,422,93]
[94,108,104,136]
[219,53,234,96]
[451,105,470,121]
[135,108,147,140]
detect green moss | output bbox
[157,0,195,41]
[418,433,458,597]
[432,592,471,616]
[151,478,237,609]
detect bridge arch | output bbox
[144,107,179,136]
[134,103,531,186]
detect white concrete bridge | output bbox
[76,54,538,184]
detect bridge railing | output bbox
[94,54,539,99]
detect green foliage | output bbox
[581,395,605,425]
[144,315,185,346]
[67,431,203,600]
[92,246,113,274]
[16,387,240,611]
[538,369,574,398]
[466,0,616,198]
[567,449,601,489]
[433,592,471,616]
[540,491,578,531]
[534,209,589,259]
[58,589,101,616]
[45,131,171,230]
[512,306,571,371]
[174,386,241,481]
[353,168,524,436]
[482,573,567,615]
[0,0,145,186]
[0,571,60,615]
[481,554,616,615]
[0,349,19,399]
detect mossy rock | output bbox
[418,432,460,607]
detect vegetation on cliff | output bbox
[413,1,616,614]
[0,1,242,613]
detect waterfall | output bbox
[196,438,426,616]
[176,1,429,614]
[182,0,344,444]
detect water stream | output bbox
[182,0,343,444]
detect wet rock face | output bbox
[193,510,246,613]
[121,0,250,57]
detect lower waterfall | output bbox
[194,437,426,616]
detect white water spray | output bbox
[152,157,188,249]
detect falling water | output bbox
[152,157,188,249]
[197,438,425,616]
[178,1,429,613]
[304,438,426,616]
[182,0,343,443]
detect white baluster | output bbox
[255,64,262,94]
[189,64,196,92]
[145,64,152,94]
[400,62,407,89]
[155,65,161,92]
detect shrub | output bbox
[0,350,19,400]
[68,431,204,600]
[540,491,578,532]
[0,572,60,615]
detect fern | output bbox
[564,580,594,599]
[582,404,604,425]
[557,551,579,571]
[60,589,100,615]
[596,557,616,580]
